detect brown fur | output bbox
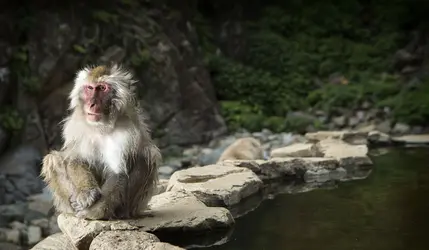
[217,137,264,162]
[40,64,161,220]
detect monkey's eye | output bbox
[85,85,94,90]
[99,85,106,91]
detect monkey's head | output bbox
[69,64,137,126]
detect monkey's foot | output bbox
[70,188,102,212]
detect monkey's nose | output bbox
[90,103,96,108]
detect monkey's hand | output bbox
[69,188,102,212]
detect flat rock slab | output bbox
[166,165,263,206]
[305,130,368,145]
[221,157,339,180]
[316,139,372,167]
[391,134,429,145]
[270,143,321,158]
[57,191,234,250]
[31,233,75,250]
[90,230,184,250]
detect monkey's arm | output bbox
[41,151,102,215]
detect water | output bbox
[207,147,429,250]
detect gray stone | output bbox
[392,123,410,135]
[27,225,42,245]
[167,165,263,206]
[89,230,184,250]
[0,145,44,205]
[57,191,234,250]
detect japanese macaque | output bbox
[217,137,265,162]
[41,64,161,220]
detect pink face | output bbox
[83,82,111,122]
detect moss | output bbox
[0,108,24,133]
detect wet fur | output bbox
[40,64,161,220]
[217,137,264,162]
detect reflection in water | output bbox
[206,147,429,250]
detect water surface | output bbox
[208,147,429,250]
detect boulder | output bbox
[89,231,184,250]
[0,145,44,205]
[31,233,75,250]
[269,143,320,158]
[57,191,234,250]
[305,130,368,145]
[166,165,263,206]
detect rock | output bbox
[0,228,20,244]
[58,191,234,250]
[0,242,21,250]
[167,165,263,206]
[9,221,26,231]
[98,46,126,64]
[305,131,368,145]
[304,168,330,183]
[391,134,429,145]
[356,124,376,133]
[89,230,184,250]
[375,120,391,134]
[31,233,75,250]
[217,137,263,162]
[222,157,339,181]
[0,203,28,225]
[392,123,411,135]
[368,131,391,144]
[316,139,372,167]
[158,166,175,176]
[27,226,42,245]
[40,83,75,149]
[17,96,48,155]
[270,143,320,158]
[30,218,49,236]
[332,116,346,127]
[0,145,44,205]
[48,215,61,235]
[355,111,366,122]
[27,192,53,217]
[154,179,169,195]
[348,116,360,127]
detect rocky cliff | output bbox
[0,0,227,157]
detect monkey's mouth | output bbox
[87,113,102,122]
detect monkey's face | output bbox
[82,82,112,124]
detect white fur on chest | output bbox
[78,129,131,174]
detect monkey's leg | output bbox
[75,173,125,220]
[66,162,102,212]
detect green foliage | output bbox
[220,101,287,133]
[10,46,42,94]
[92,10,119,24]
[378,83,429,125]
[130,48,151,67]
[0,108,24,133]
[198,0,428,130]
[73,44,87,54]
[307,73,402,113]
[210,55,304,117]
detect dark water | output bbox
[208,147,429,250]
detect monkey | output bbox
[40,64,161,220]
[217,137,265,163]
